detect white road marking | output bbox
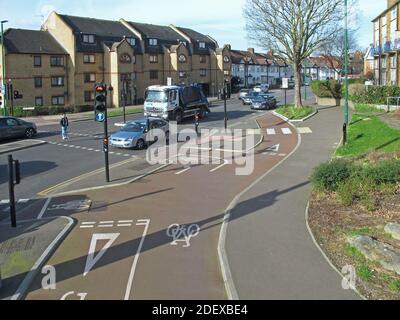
[119,220,134,224]
[278,153,287,157]
[37,197,53,220]
[99,221,114,224]
[267,129,276,135]
[80,226,95,229]
[117,224,133,227]
[18,199,30,204]
[210,163,228,172]
[81,222,96,225]
[0,200,9,204]
[176,167,191,175]
[98,225,114,228]
[124,220,150,300]
[263,144,280,155]
[282,128,292,135]
[297,127,313,134]
[84,233,120,277]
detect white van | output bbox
[253,84,270,93]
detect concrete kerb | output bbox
[217,115,301,301]
[10,216,76,300]
[0,140,47,155]
[304,202,367,300]
[272,108,318,123]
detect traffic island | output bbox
[273,105,318,123]
[0,217,74,300]
[308,152,400,300]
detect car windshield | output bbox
[146,90,168,103]
[121,121,147,133]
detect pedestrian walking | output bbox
[60,113,69,140]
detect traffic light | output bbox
[94,82,107,122]
[0,94,3,108]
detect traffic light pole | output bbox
[104,105,110,183]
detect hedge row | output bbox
[10,105,94,117]
[311,80,400,105]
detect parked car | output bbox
[239,89,251,101]
[250,94,277,110]
[110,117,169,150]
[242,91,260,105]
[253,84,270,93]
[0,117,37,140]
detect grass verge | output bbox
[275,105,315,120]
[106,107,144,118]
[336,114,400,157]
[354,104,381,113]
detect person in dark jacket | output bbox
[60,113,69,140]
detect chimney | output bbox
[388,0,397,8]
[247,48,255,54]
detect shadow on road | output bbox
[0,161,58,185]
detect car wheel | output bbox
[136,139,146,150]
[25,128,35,139]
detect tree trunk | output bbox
[293,62,303,108]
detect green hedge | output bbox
[350,85,400,105]
[11,105,93,117]
[311,80,342,99]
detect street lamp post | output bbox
[343,0,349,145]
[304,59,308,101]
[1,20,8,117]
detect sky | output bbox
[0,0,388,52]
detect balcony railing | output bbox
[383,41,393,53]
[373,46,381,55]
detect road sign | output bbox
[96,112,105,122]
[282,78,289,89]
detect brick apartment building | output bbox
[0,12,231,109]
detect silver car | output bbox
[110,117,169,150]
[0,117,37,140]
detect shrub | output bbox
[8,105,93,117]
[350,85,400,105]
[349,84,366,97]
[337,179,358,206]
[311,159,357,192]
[311,80,342,99]
[363,160,400,185]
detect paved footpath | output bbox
[23,112,300,300]
[225,105,360,300]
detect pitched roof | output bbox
[175,26,217,53]
[59,14,142,53]
[127,21,184,42]
[2,28,68,55]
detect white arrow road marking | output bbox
[263,144,280,155]
[124,220,150,300]
[84,233,120,277]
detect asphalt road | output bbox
[0,87,313,200]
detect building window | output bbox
[120,53,132,64]
[50,56,64,67]
[200,55,206,63]
[132,72,137,80]
[34,77,42,88]
[149,38,158,46]
[35,97,43,107]
[52,96,65,106]
[120,73,131,81]
[51,76,65,87]
[83,54,95,64]
[200,69,206,77]
[199,42,206,49]
[84,73,96,83]
[178,54,187,63]
[150,70,158,80]
[127,38,136,46]
[34,56,42,67]
[149,55,158,63]
[83,34,95,44]
[224,56,231,63]
[84,91,95,102]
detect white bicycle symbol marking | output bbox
[166,224,200,248]
[48,200,91,211]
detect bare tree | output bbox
[319,29,360,76]
[244,0,345,107]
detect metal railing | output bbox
[386,96,400,112]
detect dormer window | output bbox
[199,42,206,49]
[127,38,136,46]
[149,38,158,46]
[83,34,95,44]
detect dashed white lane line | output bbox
[267,129,276,135]
[282,128,293,135]
[176,167,191,175]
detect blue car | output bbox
[110,117,169,150]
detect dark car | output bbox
[0,117,37,140]
[242,91,260,105]
[250,94,277,110]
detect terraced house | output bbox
[0,11,231,109]
[372,0,400,85]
